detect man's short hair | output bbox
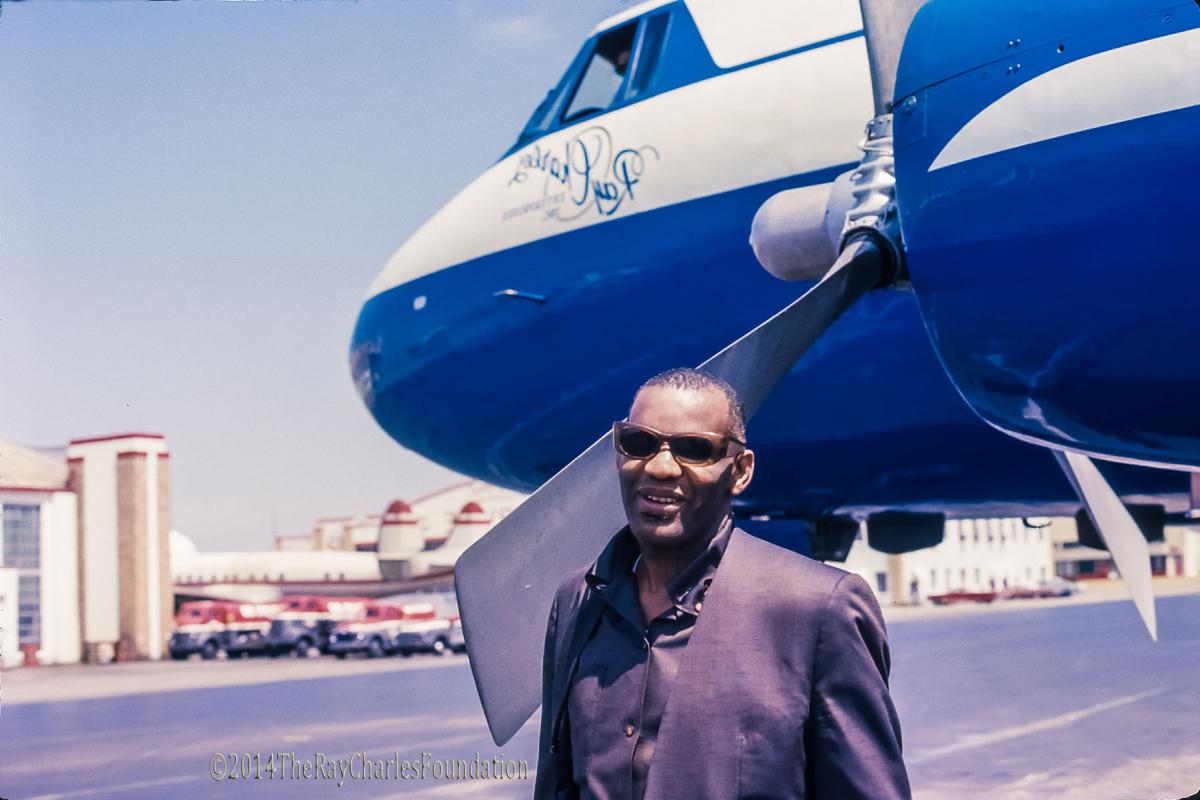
[634,368,747,442]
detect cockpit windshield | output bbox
[560,22,637,124]
[512,10,672,150]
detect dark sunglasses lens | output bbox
[617,427,660,459]
[671,436,720,464]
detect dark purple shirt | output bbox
[567,518,733,800]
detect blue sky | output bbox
[0,0,621,550]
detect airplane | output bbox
[348,0,1199,742]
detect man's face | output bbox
[618,385,754,553]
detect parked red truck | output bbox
[266,595,372,657]
[326,601,459,658]
[168,600,282,660]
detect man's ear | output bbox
[730,448,755,496]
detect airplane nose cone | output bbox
[348,262,607,493]
[349,228,470,424]
[348,316,380,412]
[348,266,515,482]
[350,292,409,416]
[349,284,446,429]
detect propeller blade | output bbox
[857,0,928,114]
[456,429,624,746]
[1053,449,1157,640]
[455,236,886,745]
[702,236,885,417]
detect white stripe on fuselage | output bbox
[365,37,871,300]
[686,0,862,68]
[929,28,1200,171]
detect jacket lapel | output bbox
[551,584,606,736]
[644,529,751,797]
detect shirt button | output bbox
[624,724,636,738]
[694,601,703,612]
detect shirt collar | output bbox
[585,516,734,616]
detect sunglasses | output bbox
[613,421,744,466]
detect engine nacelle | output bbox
[749,174,855,282]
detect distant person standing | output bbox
[535,368,910,799]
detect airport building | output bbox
[173,480,527,598]
[0,441,80,667]
[844,516,1200,606]
[274,480,525,555]
[374,481,524,580]
[1048,516,1198,580]
[844,517,1057,606]
[275,514,385,552]
[0,433,171,666]
[1178,524,1200,577]
[171,533,385,602]
[68,434,173,663]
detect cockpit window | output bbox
[628,13,670,99]
[560,21,638,124]
[509,7,684,153]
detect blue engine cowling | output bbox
[893,0,1200,468]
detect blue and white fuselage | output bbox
[351,0,1196,522]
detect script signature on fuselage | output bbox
[504,126,659,222]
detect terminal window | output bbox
[2,504,41,569]
[18,575,41,644]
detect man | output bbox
[535,368,910,800]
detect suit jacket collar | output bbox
[583,516,733,615]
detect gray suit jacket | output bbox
[535,528,910,800]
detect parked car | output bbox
[1001,578,1082,600]
[327,602,414,658]
[928,590,997,605]
[1039,577,1081,597]
[266,595,371,657]
[393,608,460,656]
